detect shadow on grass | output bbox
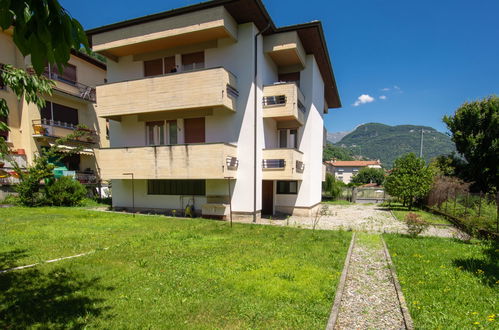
[0,250,113,328]
[452,241,498,287]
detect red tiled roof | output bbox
[326,160,381,167]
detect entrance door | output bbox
[262,180,274,215]
[184,117,205,143]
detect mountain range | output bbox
[326,123,456,168]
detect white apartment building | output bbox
[326,160,382,184]
[88,0,341,219]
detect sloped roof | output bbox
[86,0,340,108]
[326,160,381,167]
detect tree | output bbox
[322,143,354,162]
[351,167,385,186]
[0,0,89,155]
[0,0,89,74]
[443,96,499,193]
[384,153,434,210]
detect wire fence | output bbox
[426,192,498,236]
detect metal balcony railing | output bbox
[43,71,96,102]
[32,119,98,144]
[262,159,286,169]
[263,95,287,107]
[296,160,305,173]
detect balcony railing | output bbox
[262,159,286,169]
[43,72,96,102]
[262,148,304,180]
[262,83,305,125]
[32,119,98,144]
[96,67,238,119]
[96,143,238,180]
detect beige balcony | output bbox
[32,119,98,144]
[96,143,238,180]
[90,6,237,59]
[96,67,238,120]
[263,31,306,69]
[263,83,305,126]
[262,148,304,180]
[43,72,96,103]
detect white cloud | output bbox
[353,94,375,107]
[381,87,390,91]
[379,95,387,100]
[393,85,400,90]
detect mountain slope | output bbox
[335,123,456,168]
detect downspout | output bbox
[253,24,271,223]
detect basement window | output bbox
[147,180,206,196]
[276,181,298,195]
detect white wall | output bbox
[112,179,235,210]
[295,55,325,207]
[106,55,143,83]
[205,23,263,214]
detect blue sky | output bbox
[61,0,499,133]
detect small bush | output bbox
[405,212,429,237]
[46,176,87,206]
[1,194,20,205]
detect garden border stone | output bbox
[326,232,356,330]
[381,238,414,330]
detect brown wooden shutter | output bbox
[164,56,176,73]
[52,63,77,83]
[278,72,300,87]
[144,59,163,77]
[52,103,79,126]
[182,52,204,66]
[184,117,205,143]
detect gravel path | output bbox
[334,234,406,329]
[235,204,460,238]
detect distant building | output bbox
[325,160,382,183]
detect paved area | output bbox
[237,204,461,238]
[333,234,406,329]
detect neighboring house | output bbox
[0,29,108,195]
[325,160,382,184]
[88,0,341,219]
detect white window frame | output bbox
[146,120,178,146]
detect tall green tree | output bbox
[443,96,499,193]
[0,0,89,155]
[384,153,434,210]
[351,167,385,186]
[0,0,89,74]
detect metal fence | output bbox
[427,192,498,236]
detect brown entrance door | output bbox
[262,180,274,215]
[184,117,205,143]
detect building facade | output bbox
[88,0,341,218]
[0,29,108,195]
[325,160,382,184]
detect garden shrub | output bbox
[46,176,87,206]
[405,212,429,237]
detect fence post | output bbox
[477,192,482,218]
[445,191,449,214]
[453,194,457,215]
[463,192,468,218]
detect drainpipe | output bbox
[253,24,271,223]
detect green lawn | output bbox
[0,207,351,329]
[388,202,451,225]
[321,199,354,205]
[384,234,498,329]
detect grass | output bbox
[0,207,352,328]
[387,202,451,225]
[384,234,498,328]
[437,197,497,233]
[321,199,354,205]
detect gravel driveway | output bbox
[245,204,461,238]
